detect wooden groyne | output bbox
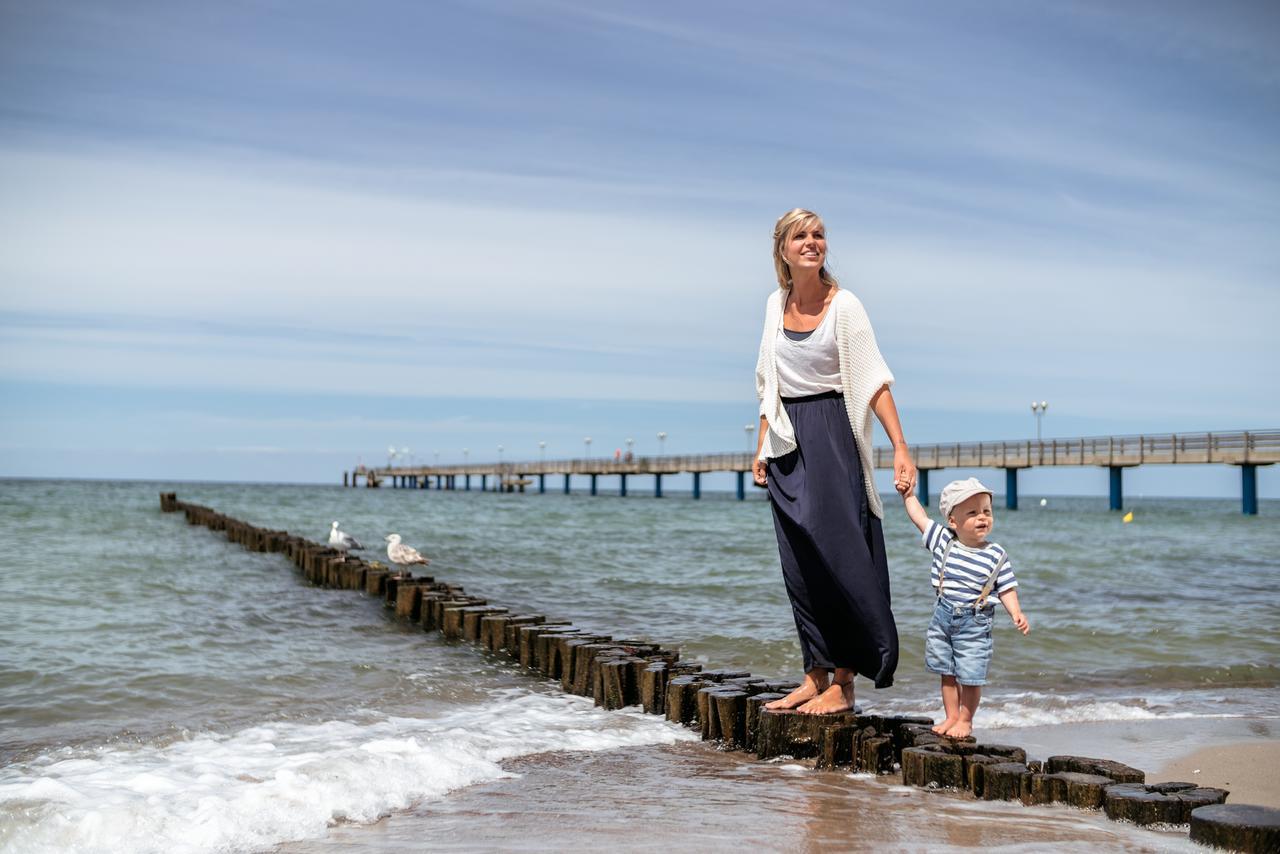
[158,492,1277,853]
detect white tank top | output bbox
[776,301,842,398]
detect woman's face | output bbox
[782,220,826,273]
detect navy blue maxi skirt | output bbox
[767,391,898,689]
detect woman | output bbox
[753,208,916,715]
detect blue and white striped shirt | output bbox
[924,521,1018,608]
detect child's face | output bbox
[948,492,994,544]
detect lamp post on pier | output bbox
[625,437,634,460]
[744,423,755,453]
[657,431,667,457]
[1031,401,1049,441]
[539,441,546,463]
[584,437,592,458]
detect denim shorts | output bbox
[925,597,995,686]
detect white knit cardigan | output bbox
[755,287,894,519]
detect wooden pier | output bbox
[344,429,1279,514]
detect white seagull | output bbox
[328,521,364,551]
[385,533,431,569]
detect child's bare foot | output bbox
[797,681,854,715]
[941,720,972,739]
[764,675,828,710]
[931,718,957,735]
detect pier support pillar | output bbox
[654,474,663,498]
[918,469,930,507]
[692,472,701,499]
[590,473,598,496]
[1241,464,1258,515]
[620,473,627,497]
[438,475,444,490]
[1109,466,1124,511]
[343,471,348,487]
[539,473,546,494]
[1005,468,1019,510]
[564,473,571,495]
[481,474,487,492]
[737,471,746,501]
[465,474,471,491]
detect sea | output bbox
[1,479,1277,853]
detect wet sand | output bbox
[276,741,1197,853]
[1153,741,1280,809]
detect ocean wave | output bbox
[0,688,694,854]
[868,688,1277,729]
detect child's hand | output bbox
[1010,611,1030,635]
[896,478,914,498]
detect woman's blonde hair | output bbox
[772,208,838,291]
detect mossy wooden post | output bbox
[433,597,484,634]
[591,653,629,706]
[536,628,582,676]
[1104,782,1229,826]
[560,638,598,691]
[552,633,606,682]
[979,763,1030,802]
[1190,804,1280,853]
[444,604,498,640]
[640,662,669,715]
[816,723,858,770]
[713,691,748,748]
[885,716,937,762]
[383,574,406,606]
[418,592,448,630]
[517,624,566,669]
[902,745,966,789]
[462,606,509,641]
[744,694,784,753]
[665,675,705,725]
[364,567,390,597]
[571,643,621,696]
[696,686,723,739]
[482,614,540,653]
[506,617,562,656]
[394,582,425,621]
[600,658,639,710]
[859,735,894,774]
[755,710,854,760]
[963,755,1003,797]
[1047,755,1144,784]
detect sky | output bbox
[0,0,1277,497]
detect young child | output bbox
[899,476,1030,738]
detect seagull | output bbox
[328,521,364,551]
[385,533,430,571]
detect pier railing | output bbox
[894,429,1280,470]
[350,429,1276,513]
[362,430,1280,479]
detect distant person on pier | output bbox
[753,208,916,715]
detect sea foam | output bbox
[0,688,694,854]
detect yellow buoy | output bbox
[1122,511,1134,523]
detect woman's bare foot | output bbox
[764,672,828,710]
[797,680,854,715]
[931,718,957,735]
[941,720,972,738]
